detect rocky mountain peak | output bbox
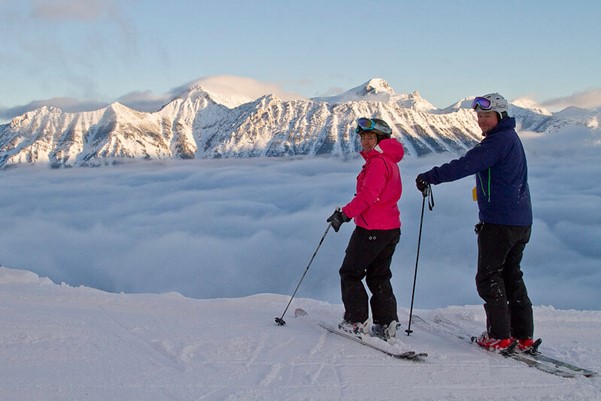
[0,79,595,168]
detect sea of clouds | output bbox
[0,124,599,310]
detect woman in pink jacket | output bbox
[327,117,405,340]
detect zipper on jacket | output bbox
[477,168,491,202]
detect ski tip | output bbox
[294,308,308,317]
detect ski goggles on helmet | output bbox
[355,118,392,135]
[471,97,492,110]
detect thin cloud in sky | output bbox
[0,97,108,119]
[180,76,308,102]
[0,0,137,112]
[0,75,308,119]
[31,0,120,21]
[116,90,172,112]
[541,88,601,110]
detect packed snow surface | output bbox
[0,267,599,401]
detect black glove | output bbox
[327,209,350,232]
[415,174,430,194]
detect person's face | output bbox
[476,111,500,136]
[360,132,378,152]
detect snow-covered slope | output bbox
[0,266,599,400]
[4,78,597,168]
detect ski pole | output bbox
[275,223,332,326]
[406,185,434,335]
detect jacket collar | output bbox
[487,116,517,136]
[360,138,404,163]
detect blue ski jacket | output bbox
[421,117,532,226]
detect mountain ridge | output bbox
[1,78,598,168]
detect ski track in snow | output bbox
[0,267,600,400]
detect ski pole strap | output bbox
[423,185,434,210]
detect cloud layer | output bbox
[0,125,599,310]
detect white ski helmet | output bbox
[471,93,509,119]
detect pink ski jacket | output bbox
[342,138,404,230]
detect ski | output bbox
[433,315,597,378]
[412,314,596,378]
[319,322,428,361]
[526,351,597,378]
[294,308,427,361]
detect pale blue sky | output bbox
[1,0,600,121]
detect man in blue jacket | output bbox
[416,93,535,351]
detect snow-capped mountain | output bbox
[0,78,598,168]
